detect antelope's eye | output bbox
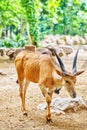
[74,81,76,84]
[65,80,70,83]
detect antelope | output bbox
[14,48,84,122]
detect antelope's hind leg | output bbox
[18,77,24,114]
[22,80,30,116]
[18,76,29,115]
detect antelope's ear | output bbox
[74,70,85,76]
[56,69,62,76]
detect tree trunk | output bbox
[0,26,3,38]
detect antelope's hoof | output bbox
[46,118,53,123]
[23,112,28,116]
[46,116,53,123]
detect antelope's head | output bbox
[49,48,84,98]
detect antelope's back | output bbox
[15,51,40,82]
[14,50,55,83]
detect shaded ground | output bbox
[0,49,87,130]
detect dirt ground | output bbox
[0,48,87,130]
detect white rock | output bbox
[37,97,87,114]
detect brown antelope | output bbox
[15,48,84,122]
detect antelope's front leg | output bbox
[39,84,53,122]
[46,89,53,122]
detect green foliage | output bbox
[21,0,41,45]
[0,39,4,47]
[0,0,26,27]
[0,0,87,47]
[39,0,87,38]
[0,35,28,48]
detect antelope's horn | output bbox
[47,48,66,73]
[72,48,79,74]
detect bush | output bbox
[0,34,28,48]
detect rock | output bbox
[81,59,87,69]
[66,38,73,45]
[79,37,86,45]
[37,97,87,114]
[84,34,87,42]
[39,34,86,46]
[72,35,80,45]
[5,48,23,60]
[83,45,87,51]
[5,45,36,60]
[36,47,53,56]
[6,49,15,60]
[0,49,4,56]
[59,45,73,55]
[58,48,65,57]
[54,34,60,42]
[0,71,6,75]
[46,43,66,57]
[25,45,36,51]
[13,48,23,58]
[58,39,65,45]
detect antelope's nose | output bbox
[54,88,61,94]
[73,93,76,98]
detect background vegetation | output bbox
[0,0,87,47]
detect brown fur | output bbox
[15,50,84,122]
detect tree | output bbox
[0,0,26,37]
[21,0,41,45]
[39,0,87,37]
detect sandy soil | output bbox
[0,49,87,130]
